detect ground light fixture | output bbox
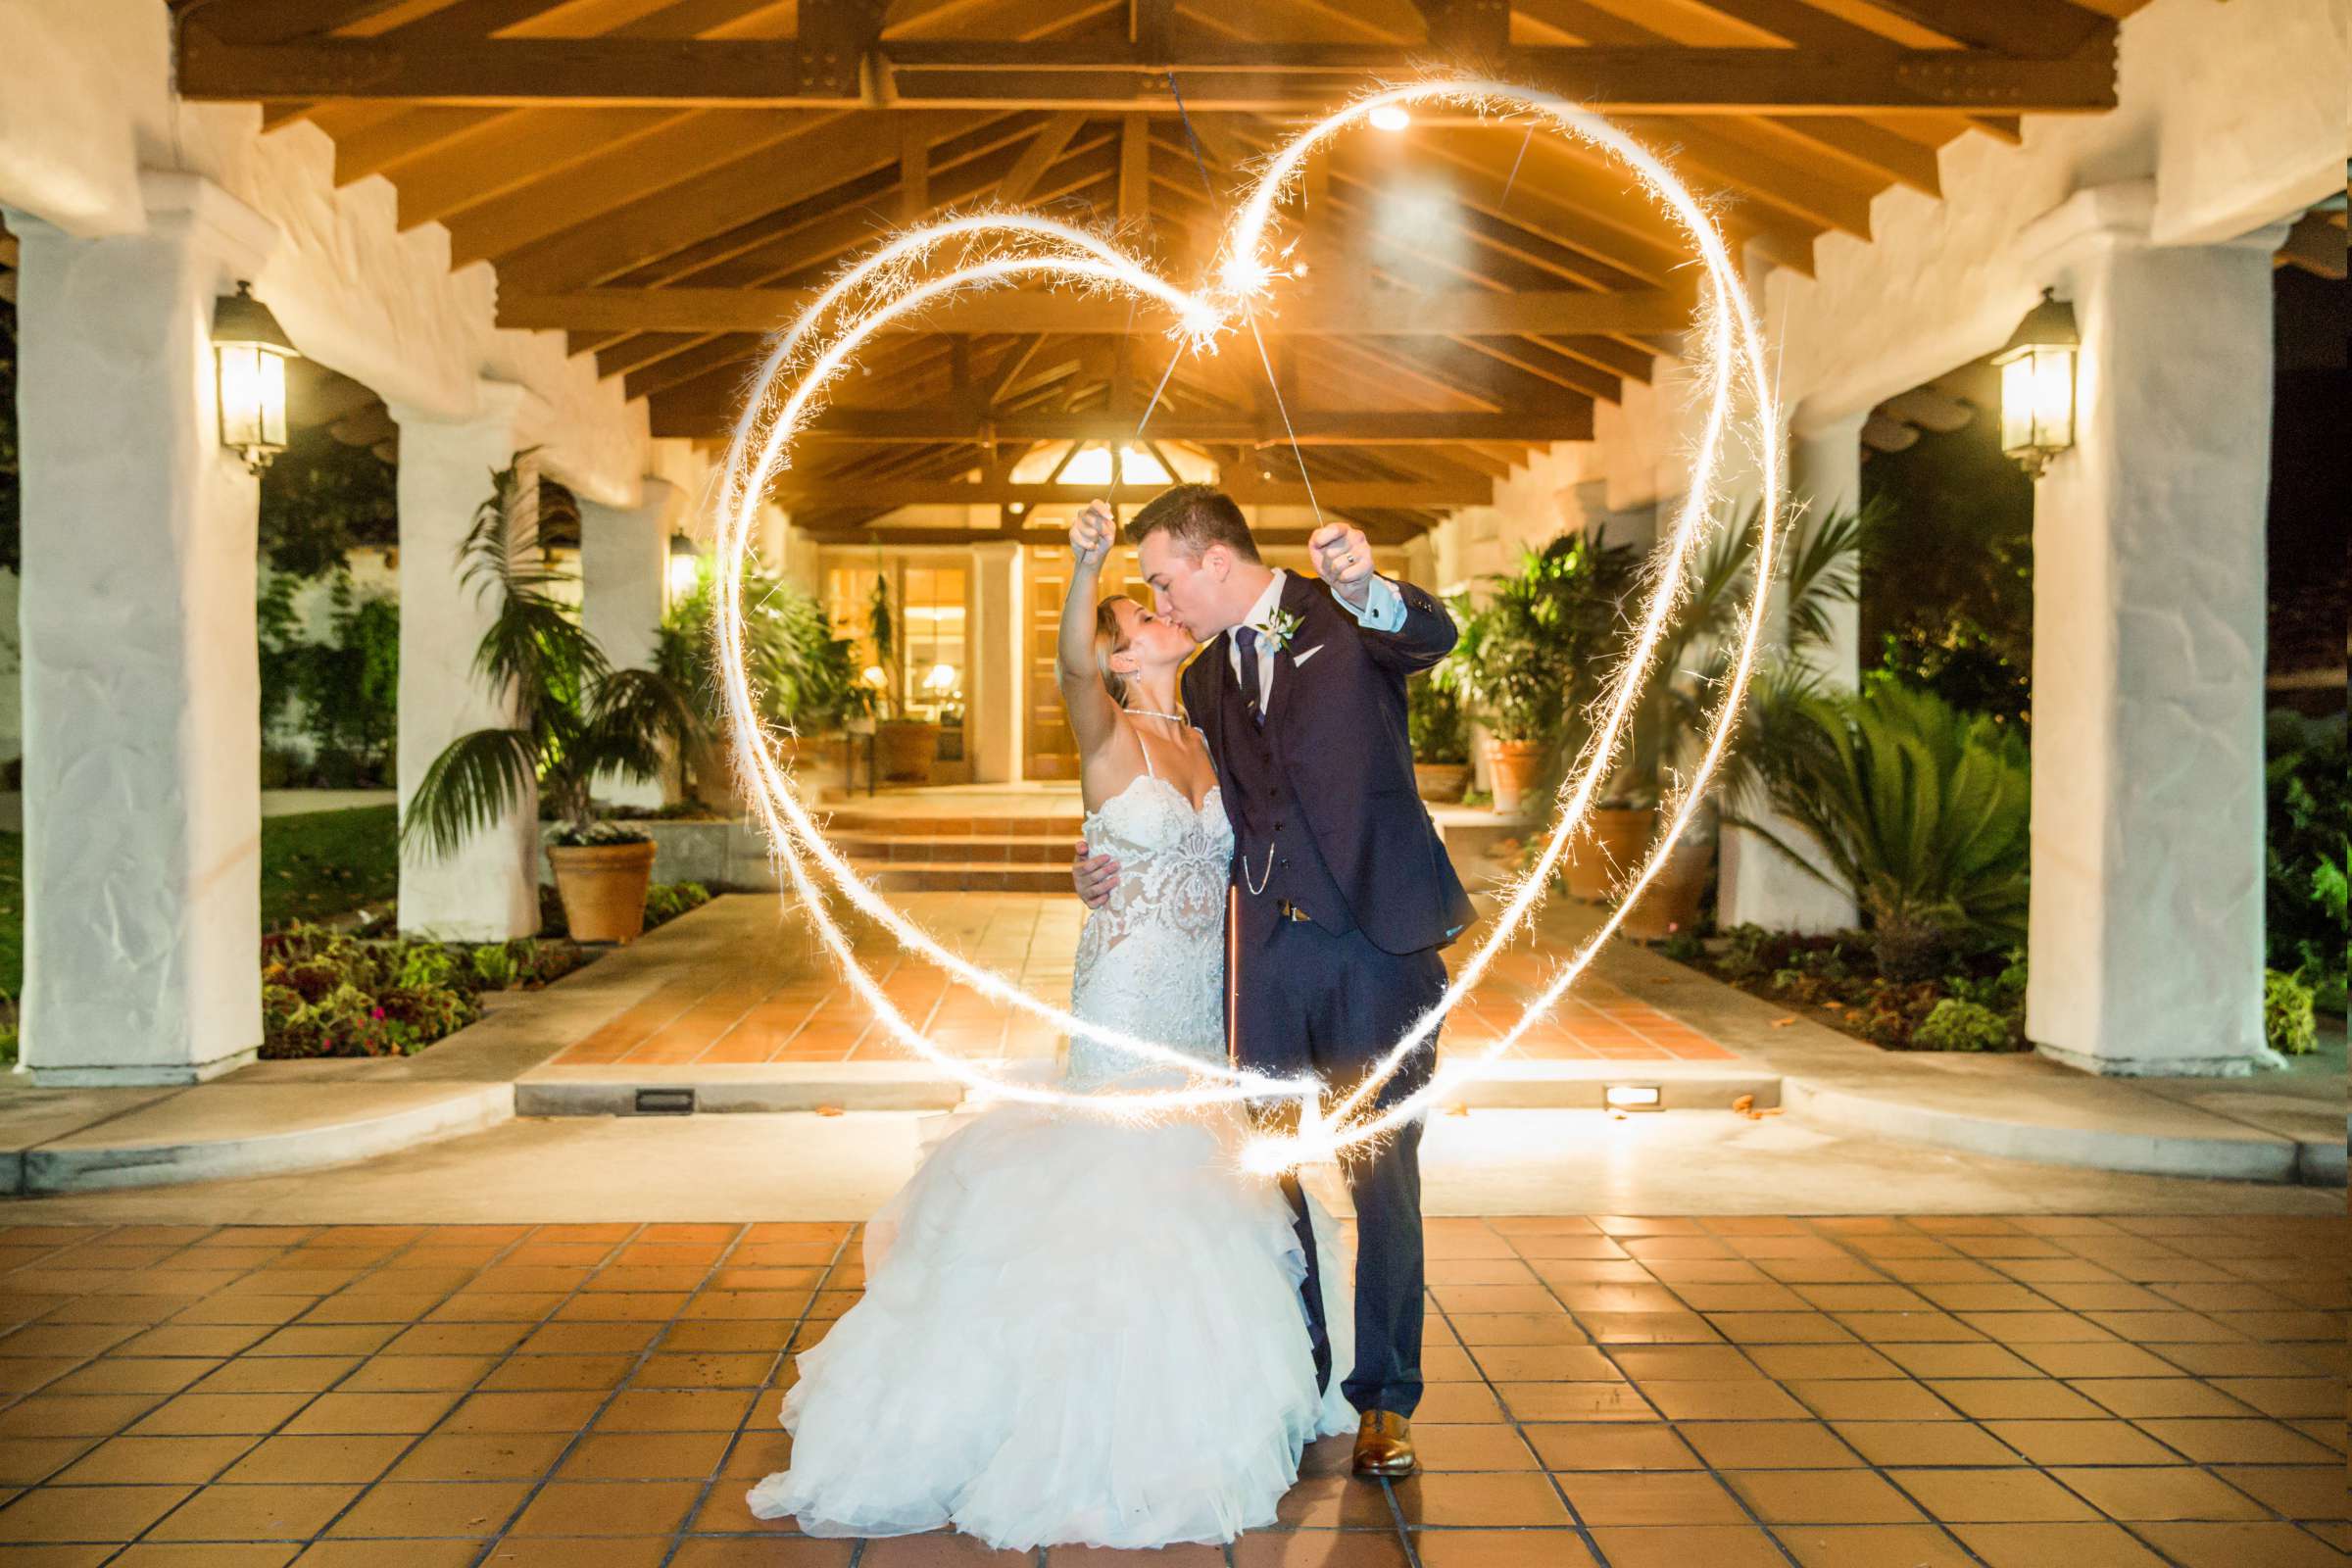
[212,280,295,473]
[1993,286,2080,477]
[1603,1084,1663,1111]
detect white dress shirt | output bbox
[1227,568,1408,709]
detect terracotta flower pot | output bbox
[1482,737,1544,816]
[876,720,939,784]
[1617,822,1714,942]
[1414,761,1471,804]
[547,839,659,945]
[1566,806,1653,903]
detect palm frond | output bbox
[400,727,540,861]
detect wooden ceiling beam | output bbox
[487,108,1004,290]
[504,282,1697,335]
[179,30,2123,114]
[649,404,1597,443]
[763,477,1493,507]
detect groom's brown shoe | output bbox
[1351,1410,1417,1478]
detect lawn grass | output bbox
[0,805,401,1001]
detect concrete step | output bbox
[852,858,1076,893]
[514,1058,1783,1116]
[823,810,1085,838]
[830,832,1076,864]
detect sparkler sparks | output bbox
[711,76,1786,1169]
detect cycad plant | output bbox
[403,459,707,858]
[1729,681,2030,981]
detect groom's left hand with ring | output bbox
[1309,521,1374,607]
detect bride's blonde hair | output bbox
[1094,599,1134,709]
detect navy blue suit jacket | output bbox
[1182,570,1475,956]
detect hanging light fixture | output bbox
[1992,287,2080,478]
[211,281,296,473]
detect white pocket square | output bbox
[1291,643,1326,666]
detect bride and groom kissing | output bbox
[747,481,1475,1549]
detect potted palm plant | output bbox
[1598,499,1872,936]
[1409,668,1471,802]
[658,555,856,803]
[404,459,708,944]
[1438,533,1640,817]
[866,572,938,784]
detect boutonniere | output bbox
[1260,608,1304,655]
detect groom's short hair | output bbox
[1124,482,1260,564]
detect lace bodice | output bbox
[1066,770,1233,1089]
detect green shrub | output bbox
[1728,684,2030,982]
[2266,711,2348,1015]
[469,945,517,989]
[644,881,712,931]
[1912,998,2013,1053]
[2265,968,2320,1056]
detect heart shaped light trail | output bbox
[710,77,1786,1169]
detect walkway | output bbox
[0,1211,2340,1566]
[548,894,1737,1069]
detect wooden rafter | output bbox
[182,29,2121,114]
[508,281,1696,334]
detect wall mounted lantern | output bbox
[212,281,296,473]
[1993,287,2079,478]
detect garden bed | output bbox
[1661,924,2031,1054]
[260,880,711,1060]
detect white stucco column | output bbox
[2023,186,2282,1076]
[8,174,274,1084]
[579,477,676,810]
[392,384,542,940]
[1717,412,1866,934]
[968,541,1024,784]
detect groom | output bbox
[1073,482,1473,1478]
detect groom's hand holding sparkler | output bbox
[1309,520,1376,610]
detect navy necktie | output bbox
[1235,625,1264,727]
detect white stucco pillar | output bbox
[392,384,542,940]
[8,174,274,1085]
[2023,186,2282,1076]
[579,477,675,810]
[1717,412,1865,934]
[969,541,1024,784]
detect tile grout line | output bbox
[652,1219,851,1568]
[1434,1216,1634,1568]
[454,1219,770,1566]
[69,1219,550,1560]
[0,1219,488,1512]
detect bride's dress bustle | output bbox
[745,765,1355,1549]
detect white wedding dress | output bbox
[745,757,1356,1550]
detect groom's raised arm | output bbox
[1308,521,1456,674]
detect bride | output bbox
[745,501,1354,1549]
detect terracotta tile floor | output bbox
[0,1215,2341,1565]
[552,895,1738,1069]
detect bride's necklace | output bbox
[1123,707,1186,724]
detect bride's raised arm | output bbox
[1055,499,1122,760]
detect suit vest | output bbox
[1218,654,1354,933]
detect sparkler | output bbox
[711,78,1786,1165]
